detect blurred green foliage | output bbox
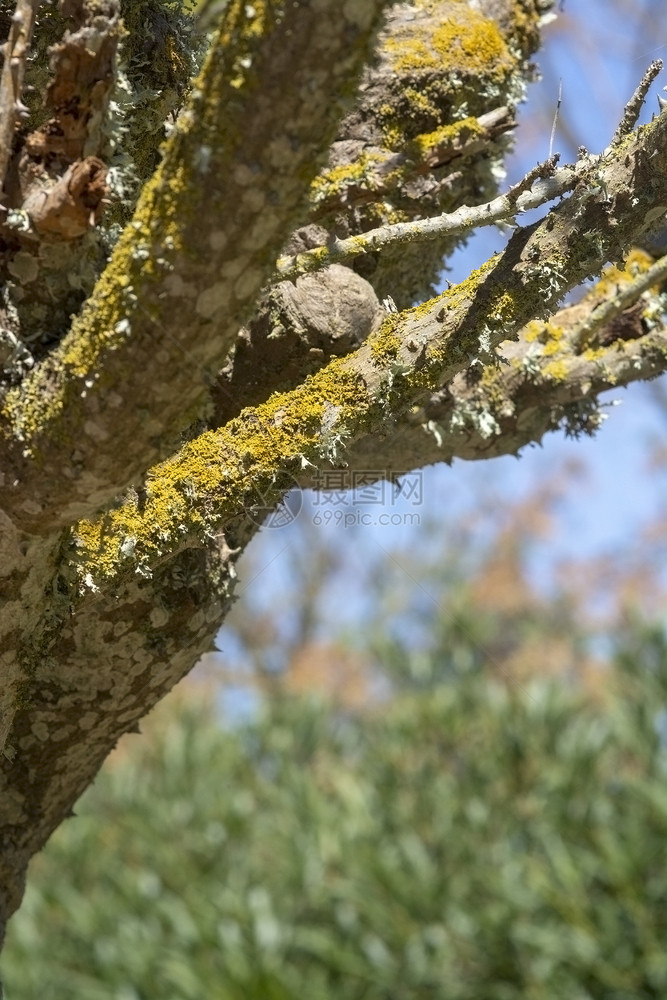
[3,617,667,1000]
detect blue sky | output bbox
[438,0,667,579]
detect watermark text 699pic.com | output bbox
[311,470,423,529]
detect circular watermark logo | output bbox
[244,476,302,529]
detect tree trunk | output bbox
[1,0,666,944]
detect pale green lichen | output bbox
[104,0,207,226]
[450,398,501,439]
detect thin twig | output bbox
[275,156,580,283]
[277,60,666,287]
[612,58,663,144]
[0,0,39,195]
[570,252,667,350]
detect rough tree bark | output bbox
[0,0,666,946]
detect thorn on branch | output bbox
[548,78,562,160]
[507,154,560,205]
[612,59,663,144]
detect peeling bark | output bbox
[22,155,107,237]
[0,0,38,191]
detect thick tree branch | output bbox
[295,0,550,307]
[303,105,515,224]
[0,528,250,931]
[343,321,667,475]
[379,260,667,469]
[0,0,390,533]
[67,103,667,590]
[5,244,664,932]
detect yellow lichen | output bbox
[409,117,485,160]
[369,320,402,366]
[542,359,569,382]
[310,154,383,203]
[541,326,565,356]
[592,248,655,299]
[523,321,564,348]
[376,5,519,152]
[491,292,516,325]
[402,86,438,118]
[385,11,513,79]
[73,358,374,586]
